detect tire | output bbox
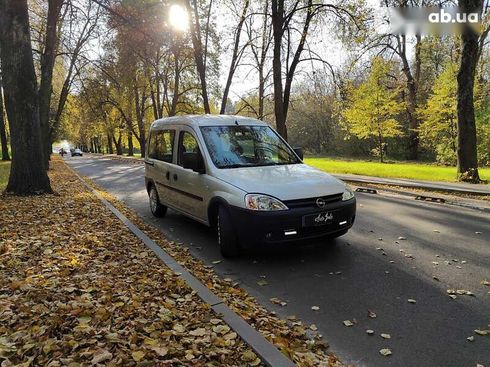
[149,185,167,217]
[217,206,240,258]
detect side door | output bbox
[170,128,208,221]
[146,129,177,207]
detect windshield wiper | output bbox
[220,164,251,169]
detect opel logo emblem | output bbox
[316,198,326,208]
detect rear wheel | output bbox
[149,185,167,217]
[217,206,240,258]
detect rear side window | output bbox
[148,130,175,162]
[178,131,200,165]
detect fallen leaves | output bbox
[447,289,475,297]
[0,160,265,367]
[407,299,417,304]
[270,297,287,307]
[379,348,392,356]
[342,320,354,327]
[474,329,489,336]
[367,310,377,318]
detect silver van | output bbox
[144,115,356,257]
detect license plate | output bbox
[303,212,334,227]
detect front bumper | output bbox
[228,198,356,247]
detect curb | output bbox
[66,163,296,367]
[349,182,490,213]
[334,175,490,196]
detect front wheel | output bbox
[149,186,167,217]
[217,206,240,258]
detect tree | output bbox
[0,0,52,194]
[0,71,10,161]
[418,62,458,165]
[38,0,64,169]
[271,0,361,141]
[456,0,488,182]
[343,58,405,162]
[220,0,250,114]
[185,0,212,113]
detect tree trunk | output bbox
[220,0,250,114]
[169,46,180,117]
[107,133,113,154]
[185,0,211,114]
[127,130,134,156]
[133,84,146,158]
[0,0,52,195]
[257,0,269,120]
[39,0,63,169]
[113,134,123,155]
[0,74,11,160]
[397,34,421,160]
[456,0,482,182]
[271,0,287,140]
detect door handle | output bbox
[166,171,170,180]
[173,174,178,181]
[144,160,154,166]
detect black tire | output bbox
[149,185,167,217]
[217,206,240,258]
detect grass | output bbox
[0,161,10,190]
[304,157,490,183]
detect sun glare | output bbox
[168,4,189,32]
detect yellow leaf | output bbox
[131,351,145,362]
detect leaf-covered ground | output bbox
[0,159,345,367]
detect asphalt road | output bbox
[66,156,490,367]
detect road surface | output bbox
[66,156,490,367]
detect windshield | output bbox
[200,125,300,169]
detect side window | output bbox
[149,130,175,162]
[178,131,200,165]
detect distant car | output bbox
[71,148,83,157]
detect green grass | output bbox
[304,157,490,183]
[0,161,10,190]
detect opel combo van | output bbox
[144,115,356,257]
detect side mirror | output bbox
[182,152,205,173]
[293,147,303,160]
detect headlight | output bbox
[245,194,288,211]
[342,186,355,201]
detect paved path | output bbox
[67,156,490,367]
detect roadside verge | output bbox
[0,157,344,366]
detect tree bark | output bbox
[0,0,52,194]
[113,133,123,155]
[133,83,146,158]
[272,0,313,141]
[397,34,421,160]
[107,133,113,154]
[185,0,211,114]
[39,0,63,169]
[220,0,250,114]
[169,45,181,117]
[0,74,11,160]
[271,0,287,139]
[456,0,483,182]
[127,130,134,156]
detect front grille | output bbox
[284,193,343,209]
